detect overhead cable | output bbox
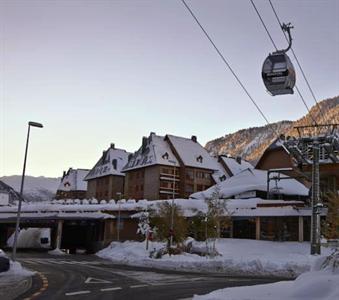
[181,0,279,137]
[250,0,318,125]
[268,0,328,125]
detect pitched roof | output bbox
[0,180,22,205]
[219,156,254,176]
[123,133,179,172]
[190,168,309,200]
[57,168,89,191]
[166,135,219,170]
[85,145,130,180]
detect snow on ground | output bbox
[7,228,51,249]
[193,251,339,300]
[0,251,34,278]
[97,239,331,278]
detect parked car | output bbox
[0,249,10,273]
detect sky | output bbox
[0,0,338,177]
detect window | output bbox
[112,159,117,170]
[162,152,169,160]
[185,170,194,180]
[196,155,203,163]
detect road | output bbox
[17,252,283,300]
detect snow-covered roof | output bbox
[190,168,309,200]
[123,133,179,172]
[85,144,130,180]
[219,156,254,176]
[57,168,89,192]
[0,180,22,205]
[166,135,220,170]
[0,212,114,221]
[0,197,315,219]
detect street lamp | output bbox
[168,160,177,249]
[11,121,43,261]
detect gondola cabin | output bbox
[262,51,296,96]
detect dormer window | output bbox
[219,175,226,182]
[64,182,71,187]
[162,152,169,160]
[196,155,203,163]
[112,159,117,170]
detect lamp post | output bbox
[12,121,43,261]
[116,192,122,242]
[168,160,177,249]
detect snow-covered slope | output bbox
[0,175,60,202]
[206,96,339,163]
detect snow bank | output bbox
[193,251,339,300]
[7,228,51,248]
[97,239,331,278]
[0,250,34,278]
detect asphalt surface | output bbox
[16,252,284,300]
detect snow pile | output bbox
[48,248,67,255]
[0,250,34,278]
[7,228,51,249]
[97,239,330,278]
[193,251,339,300]
[0,260,34,278]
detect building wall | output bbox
[86,180,97,199]
[181,167,214,198]
[87,175,125,200]
[124,165,214,200]
[124,168,146,200]
[256,148,293,170]
[144,166,160,200]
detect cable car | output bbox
[262,51,296,96]
[262,23,296,96]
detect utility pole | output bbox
[283,124,338,255]
[311,141,321,254]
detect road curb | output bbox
[0,275,32,300]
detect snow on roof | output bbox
[57,168,89,192]
[0,197,315,219]
[219,156,254,176]
[85,144,130,180]
[123,133,179,172]
[0,212,114,221]
[190,168,309,200]
[166,135,220,170]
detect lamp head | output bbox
[28,121,43,128]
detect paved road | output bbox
[17,252,283,300]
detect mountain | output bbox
[205,96,339,164]
[0,175,60,202]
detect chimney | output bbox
[110,143,115,149]
[63,171,66,178]
[236,156,242,164]
[102,150,106,160]
[191,135,197,143]
[142,136,148,152]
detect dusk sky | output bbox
[1,0,338,177]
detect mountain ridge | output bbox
[205,95,339,164]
